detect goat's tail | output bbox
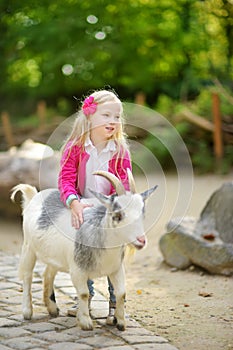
[11,184,38,211]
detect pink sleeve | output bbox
[58,144,80,204]
[109,149,132,194]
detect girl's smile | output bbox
[89,102,121,142]
[105,126,115,132]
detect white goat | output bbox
[11,170,157,331]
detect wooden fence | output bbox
[1,95,232,163]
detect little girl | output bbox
[58,89,132,320]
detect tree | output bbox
[1,0,232,115]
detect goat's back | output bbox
[22,188,76,272]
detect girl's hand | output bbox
[70,200,93,229]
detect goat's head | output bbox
[90,169,157,250]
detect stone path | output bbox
[0,251,178,350]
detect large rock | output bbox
[0,139,60,217]
[159,182,233,275]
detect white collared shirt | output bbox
[83,138,116,198]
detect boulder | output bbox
[159,182,233,275]
[0,139,60,217]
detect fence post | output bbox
[37,100,47,129]
[1,111,15,148]
[212,93,223,166]
[135,92,146,105]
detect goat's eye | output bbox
[112,211,124,223]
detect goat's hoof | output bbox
[81,324,93,331]
[49,307,59,317]
[117,323,126,331]
[78,316,93,331]
[106,315,117,326]
[23,310,32,320]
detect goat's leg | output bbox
[19,244,36,320]
[108,266,126,331]
[43,266,59,317]
[70,268,93,330]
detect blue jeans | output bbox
[87,278,116,304]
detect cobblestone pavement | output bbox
[0,251,178,350]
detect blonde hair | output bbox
[61,89,129,156]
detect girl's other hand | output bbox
[70,200,93,229]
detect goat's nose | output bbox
[137,235,146,246]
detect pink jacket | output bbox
[58,142,132,204]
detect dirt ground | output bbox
[1,173,233,350]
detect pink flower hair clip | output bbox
[82,96,98,116]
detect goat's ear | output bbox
[140,185,158,201]
[88,188,112,207]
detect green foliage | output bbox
[191,140,215,173]
[143,124,188,170]
[1,0,233,114]
[222,145,233,174]
[154,95,175,120]
[191,141,233,174]
[191,90,213,119]
[14,114,40,128]
[1,0,232,174]
[151,91,233,174]
[190,88,233,119]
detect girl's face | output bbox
[89,101,122,141]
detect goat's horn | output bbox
[93,171,126,195]
[127,168,137,193]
